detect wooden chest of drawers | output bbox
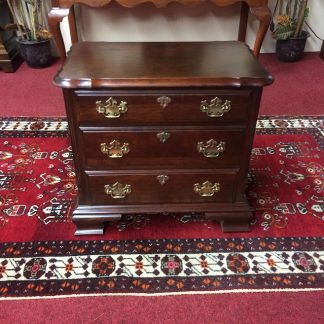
[54,41,272,235]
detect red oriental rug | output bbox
[0,116,323,241]
[0,116,323,298]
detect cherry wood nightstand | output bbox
[54,41,272,235]
[50,1,272,235]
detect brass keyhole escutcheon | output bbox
[157,96,171,109]
[156,174,169,185]
[157,131,170,143]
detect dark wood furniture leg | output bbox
[238,1,249,42]
[205,211,253,232]
[68,6,79,44]
[73,212,122,235]
[250,5,272,57]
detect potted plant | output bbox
[271,0,310,62]
[6,0,52,68]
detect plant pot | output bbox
[276,31,310,62]
[16,38,52,68]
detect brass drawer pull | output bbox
[157,131,170,143]
[101,140,130,158]
[194,180,220,197]
[156,174,169,185]
[197,139,226,158]
[96,97,128,119]
[200,97,231,117]
[157,96,171,108]
[104,182,131,199]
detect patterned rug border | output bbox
[1,237,323,297]
[1,236,323,257]
[0,116,323,133]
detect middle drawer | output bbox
[79,127,245,170]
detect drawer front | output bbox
[85,171,237,205]
[80,128,245,170]
[73,89,252,125]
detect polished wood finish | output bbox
[72,89,252,124]
[56,41,272,235]
[49,0,270,59]
[80,127,245,169]
[238,2,249,42]
[85,170,237,205]
[73,213,122,235]
[68,6,78,44]
[54,42,271,88]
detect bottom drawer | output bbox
[85,171,237,205]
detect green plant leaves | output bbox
[5,0,50,41]
[272,0,309,40]
[272,24,296,40]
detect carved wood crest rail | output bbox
[49,0,270,59]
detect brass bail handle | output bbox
[197,139,226,158]
[200,97,231,117]
[104,182,131,199]
[96,97,128,119]
[194,180,220,197]
[101,140,130,158]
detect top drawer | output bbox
[71,89,253,125]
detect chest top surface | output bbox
[54,41,272,89]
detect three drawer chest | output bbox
[54,41,273,235]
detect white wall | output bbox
[61,0,323,54]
